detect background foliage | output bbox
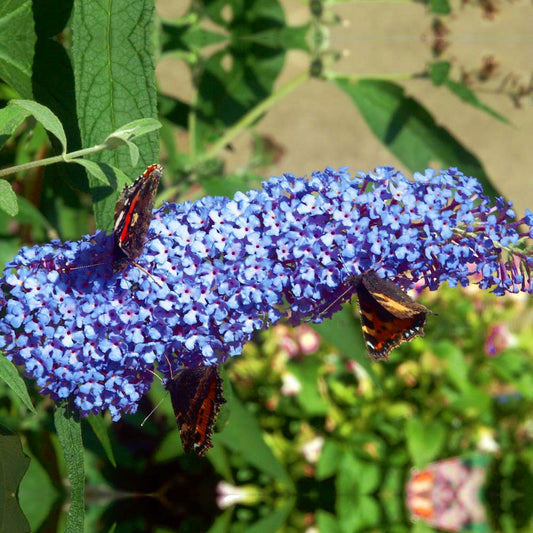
[0,0,532,532]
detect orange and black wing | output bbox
[351,271,432,360]
[165,365,226,456]
[113,164,162,273]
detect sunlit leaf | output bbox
[0,355,35,412]
[72,0,158,229]
[0,180,17,216]
[445,79,510,124]
[333,78,500,199]
[10,99,68,153]
[0,104,28,150]
[0,0,35,98]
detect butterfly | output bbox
[113,163,162,274]
[165,365,226,456]
[349,271,433,360]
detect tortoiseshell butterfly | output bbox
[165,365,226,456]
[349,271,433,360]
[113,163,162,274]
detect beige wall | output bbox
[157,0,533,216]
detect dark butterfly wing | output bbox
[165,366,226,456]
[113,164,162,273]
[351,272,432,360]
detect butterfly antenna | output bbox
[318,283,355,319]
[140,395,167,427]
[164,353,175,379]
[146,368,163,383]
[314,248,358,320]
[132,261,165,287]
[61,261,108,273]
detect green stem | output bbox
[0,144,107,179]
[324,71,416,83]
[194,70,311,167]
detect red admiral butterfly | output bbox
[349,271,433,360]
[165,365,226,456]
[113,163,162,274]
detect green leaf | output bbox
[54,407,84,533]
[0,104,28,150]
[316,511,342,533]
[429,61,451,86]
[201,174,261,198]
[433,340,469,392]
[337,454,380,496]
[412,521,435,533]
[449,386,492,419]
[214,395,292,487]
[0,238,22,272]
[0,0,35,98]
[206,509,234,533]
[316,440,344,480]
[312,305,379,387]
[246,497,294,533]
[333,78,500,199]
[288,357,328,416]
[445,79,510,124]
[13,196,53,232]
[239,25,310,51]
[429,0,451,14]
[69,161,130,230]
[86,415,116,467]
[72,0,158,230]
[194,0,287,148]
[161,22,227,53]
[153,431,184,462]
[105,118,162,145]
[405,417,446,468]
[246,498,294,533]
[0,356,35,413]
[104,118,162,166]
[70,159,118,186]
[195,47,285,149]
[0,435,31,533]
[0,179,18,216]
[337,464,381,533]
[9,99,68,153]
[18,446,59,532]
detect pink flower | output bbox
[295,325,320,354]
[484,323,515,357]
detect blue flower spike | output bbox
[1,167,532,419]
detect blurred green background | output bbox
[0,0,533,532]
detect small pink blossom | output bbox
[295,325,320,354]
[484,323,516,357]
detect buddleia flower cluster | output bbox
[1,166,532,419]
